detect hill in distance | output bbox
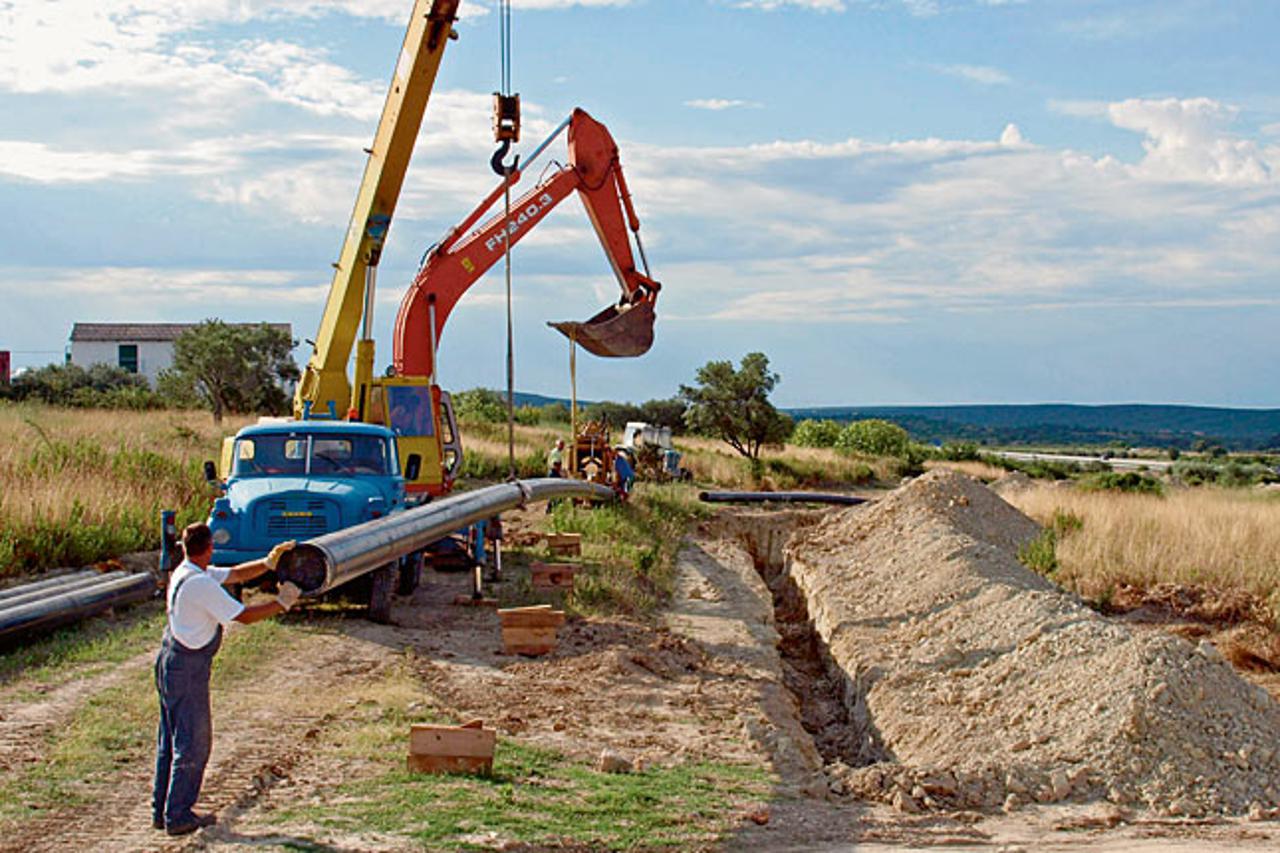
[786,403,1280,450]
[501,390,1280,450]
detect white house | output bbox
[69,323,292,386]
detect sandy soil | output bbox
[0,501,1277,851]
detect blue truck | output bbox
[202,420,421,622]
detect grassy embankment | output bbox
[0,403,252,578]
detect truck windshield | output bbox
[233,434,390,477]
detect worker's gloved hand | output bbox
[264,540,296,570]
[276,581,302,611]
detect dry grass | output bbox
[0,403,249,575]
[1005,483,1280,620]
[926,459,1007,482]
[676,436,893,490]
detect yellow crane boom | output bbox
[294,0,461,421]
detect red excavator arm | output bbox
[393,108,660,380]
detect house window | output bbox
[118,344,139,373]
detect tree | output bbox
[637,397,688,433]
[680,352,793,460]
[169,321,298,423]
[452,388,508,423]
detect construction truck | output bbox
[621,421,689,482]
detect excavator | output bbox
[384,107,661,495]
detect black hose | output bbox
[698,491,870,506]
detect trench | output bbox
[727,511,888,770]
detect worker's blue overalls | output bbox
[151,572,221,830]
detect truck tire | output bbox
[368,564,396,624]
[397,552,423,596]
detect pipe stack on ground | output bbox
[278,478,616,595]
[0,572,157,645]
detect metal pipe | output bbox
[0,571,127,612]
[0,573,157,645]
[0,570,99,604]
[277,478,614,595]
[698,491,871,507]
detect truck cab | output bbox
[206,421,407,567]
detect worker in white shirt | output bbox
[151,523,301,836]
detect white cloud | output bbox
[1106,97,1273,184]
[38,266,327,305]
[934,63,1011,86]
[734,0,847,12]
[0,138,238,183]
[684,98,763,111]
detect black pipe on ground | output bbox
[0,571,127,612]
[698,491,870,506]
[0,574,158,645]
[0,570,100,604]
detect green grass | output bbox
[0,618,295,828]
[267,665,769,851]
[542,483,709,616]
[0,600,165,688]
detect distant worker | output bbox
[614,449,635,501]
[152,524,300,836]
[547,438,566,478]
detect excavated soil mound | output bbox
[785,469,1280,818]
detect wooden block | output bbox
[408,723,496,775]
[499,618,562,656]
[545,533,582,557]
[497,606,566,628]
[531,561,579,590]
[407,753,493,775]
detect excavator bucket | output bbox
[548,299,655,358]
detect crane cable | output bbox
[499,0,517,480]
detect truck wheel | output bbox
[368,564,396,624]
[397,552,423,596]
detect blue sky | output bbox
[2,0,1279,407]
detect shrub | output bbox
[1078,471,1164,496]
[791,419,842,448]
[937,442,981,461]
[452,388,508,423]
[835,419,912,458]
[6,362,169,409]
[986,454,1082,481]
[1171,460,1280,488]
[1019,529,1059,577]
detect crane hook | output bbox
[491,139,519,176]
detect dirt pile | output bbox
[784,469,1280,818]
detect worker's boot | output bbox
[166,812,216,836]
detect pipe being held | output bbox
[276,478,615,596]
